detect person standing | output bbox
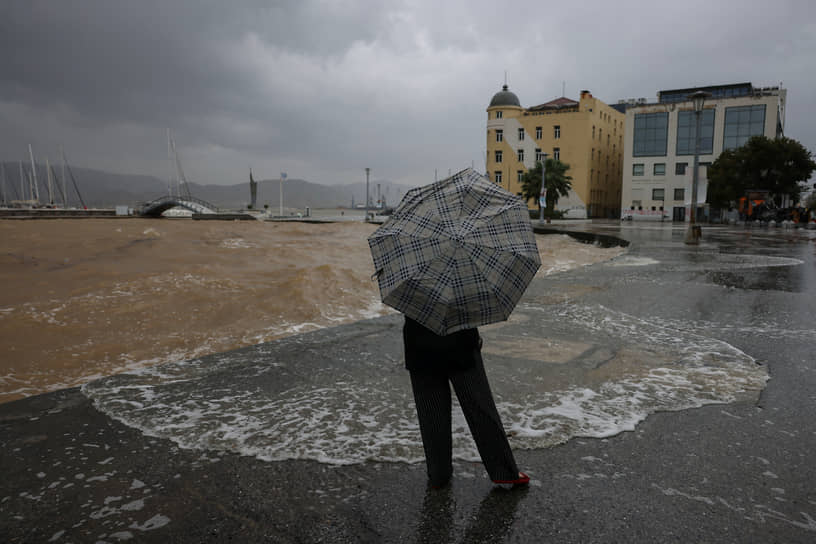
[403,316,529,488]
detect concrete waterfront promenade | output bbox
[2,223,816,543]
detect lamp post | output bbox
[538,153,548,225]
[365,167,370,222]
[279,172,287,217]
[684,90,711,245]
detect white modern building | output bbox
[620,82,786,221]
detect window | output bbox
[676,109,715,155]
[724,104,766,150]
[592,125,595,139]
[554,125,561,139]
[633,112,669,156]
[599,128,602,141]
[652,188,665,201]
[674,188,685,200]
[553,147,560,160]
[536,126,542,139]
[633,163,645,176]
[518,128,525,141]
[495,129,503,142]
[495,150,502,163]
[496,111,503,119]
[654,163,666,176]
[535,148,544,161]
[591,148,595,160]
[494,171,502,184]
[517,170,524,183]
[675,162,687,175]
[517,149,524,162]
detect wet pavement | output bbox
[2,222,815,543]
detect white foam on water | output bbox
[605,255,660,267]
[83,301,768,466]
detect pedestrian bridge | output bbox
[138,195,219,217]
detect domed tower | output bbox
[488,84,522,110]
[486,85,523,190]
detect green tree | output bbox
[520,159,573,217]
[805,190,816,209]
[708,136,816,208]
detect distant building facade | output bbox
[486,86,625,218]
[620,82,787,221]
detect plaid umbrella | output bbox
[368,168,541,336]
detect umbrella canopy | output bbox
[368,168,541,335]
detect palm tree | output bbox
[520,159,573,218]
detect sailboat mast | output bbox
[1,163,7,206]
[46,157,54,206]
[61,145,67,208]
[167,128,174,197]
[28,144,40,202]
[19,162,25,202]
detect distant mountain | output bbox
[1,162,415,210]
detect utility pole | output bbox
[365,168,370,222]
[279,172,287,217]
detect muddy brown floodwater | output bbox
[0,218,624,403]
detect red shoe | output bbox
[492,472,530,485]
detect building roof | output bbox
[489,85,521,108]
[528,97,579,111]
[657,82,775,104]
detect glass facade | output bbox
[676,109,715,155]
[633,112,668,156]
[659,84,752,104]
[724,105,766,150]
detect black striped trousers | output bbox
[409,352,519,486]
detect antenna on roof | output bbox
[504,71,507,86]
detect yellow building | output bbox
[486,85,625,218]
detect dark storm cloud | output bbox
[1,0,815,187]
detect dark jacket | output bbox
[402,316,482,374]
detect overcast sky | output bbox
[1,0,814,188]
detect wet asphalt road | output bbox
[1,222,815,543]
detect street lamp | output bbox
[365,167,370,222]
[279,172,287,217]
[684,90,711,245]
[538,153,548,225]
